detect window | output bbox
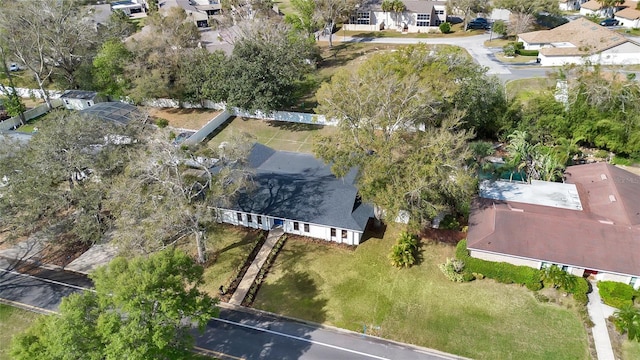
[561,265,569,272]
[417,13,430,27]
[304,223,309,232]
[330,228,336,237]
[64,99,69,105]
[434,19,443,26]
[86,101,92,107]
[247,214,252,223]
[257,216,262,225]
[293,222,299,231]
[631,277,639,288]
[435,10,445,15]
[236,212,242,221]
[356,11,370,25]
[341,230,347,239]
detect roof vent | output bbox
[600,174,607,180]
[599,220,614,225]
[609,194,617,202]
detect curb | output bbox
[217,302,471,360]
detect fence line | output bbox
[0,86,63,100]
[183,110,232,145]
[0,99,63,131]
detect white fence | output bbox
[0,86,63,100]
[0,99,63,131]
[183,110,232,145]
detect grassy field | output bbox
[623,340,640,359]
[0,304,42,358]
[253,225,589,359]
[206,117,337,153]
[340,23,483,39]
[505,77,557,101]
[495,53,539,64]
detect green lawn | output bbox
[206,117,337,153]
[199,225,265,298]
[253,225,589,359]
[0,304,42,359]
[495,53,539,64]
[623,340,640,359]
[505,77,556,102]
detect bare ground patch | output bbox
[145,107,220,130]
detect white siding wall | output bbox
[469,250,542,268]
[615,16,640,28]
[596,272,632,284]
[217,209,362,245]
[63,99,94,111]
[343,10,442,33]
[519,39,543,50]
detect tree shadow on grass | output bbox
[255,269,328,324]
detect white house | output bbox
[111,0,146,16]
[215,144,373,246]
[343,0,447,33]
[518,17,640,66]
[579,0,609,16]
[468,163,640,289]
[615,6,640,28]
[559,0,589,11]
[60,90,106,111]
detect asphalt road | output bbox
[0,257,465,360]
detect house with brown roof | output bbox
[467,163,640,289]
[615,3,640,28]
[579,0,609,16]
[342,0,447,33]
[518,17,640,66]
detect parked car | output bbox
[600,18,619,26]
[467,18,490,30]
[8,63,18,71]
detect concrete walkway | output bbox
[587,281,616,360]
[229,228,284,306]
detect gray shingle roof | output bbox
[60,90,99,100]
[226,143,373,232]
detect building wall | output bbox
[343,8,445,33]
[62,98,95,111]
[518,38,543,50]
[469,250,542,268]
[217,208,362,245]
[596,272,631,284]
[615,16,640,28]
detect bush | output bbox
[515,42,524,50]
[516,49,539,56]
[389,232,419,268]
[503,43,516,57]
[470,141,495,159]
[439,214,460,230]
[599,281,637,309]
[594,149,610,159]
[456,240,542,290]
[570,278,590,306]
[439,22,451,34]
[439,258,465,282]
[156,118,169,128]
[492,20,507,37]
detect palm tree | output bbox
[381,0,393,29]
[390,0,406,30]
[505,130,538,183]
[614,305,640,341]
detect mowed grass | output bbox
[206,117,336,153]
[195,225,264,298]
[0,304,41,358]
[623,340,640,359]
[505,77,557,102]
[253,225,589,359]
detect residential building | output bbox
[518,17,640,66]
[559,0,589,11]
[343,0,447,33]
[615,4,640,28]
[111,0,146,16]
[215,144,373,245]
[467,163,640,288]
[60,90,106,111]
[579,0,609,16]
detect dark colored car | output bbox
[600,18,619,26]
[467,18,490,30]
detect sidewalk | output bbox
[587,281,616,360]
[229,227,284,306]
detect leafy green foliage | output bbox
[1,88,26,118]
[599,281,637,309]
[439,22,451,33]
[503,43,517,57]
[439,214,461,230]
[10,249,218,359]
[389,232,419,268]
[456,240,543,290]
[614,305,640,342]
[541,265,577,292]
[92,40,133,98]
[492,20,507,37]
[439,257,466,282]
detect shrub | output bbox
[156,118,169,128]
[599,281,637,309]
[515,42,525,50]
[470,141,495,159]
[594,149,609,159]
[439,258,465,282]
[439,22,451,34]
[570,278,590,306]
[389,232,419,268]
[503,43,516,57]
[456,240,542,290]
[492,20,507,37]
[439,214,460,230]
[516,49,539,56]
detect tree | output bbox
[540,265,577,291]
[107,131,254,263]
[0,44,26,124]
[381,0,393,28]
[492,20,508,37]
[504,130,565,182]
[495,0,558,34]
[614,305,640,342]
[0,111,146,244]
[10,249,219,359]
[100,10,138,41]
[178,49,227,106]
[447,0,491,30]
[390,0,406,30]
[92,40,133,98]
[206,20,317,111]
[314,45,478,227]
[314,0,362,47]
[285,0,320,38]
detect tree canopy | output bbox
[10,249,218,360]
[314,45,483,227]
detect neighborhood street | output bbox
[0,257,466,360]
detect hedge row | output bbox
[517,49,539,56]
[599,281,637,308]
[456,240,542,290]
